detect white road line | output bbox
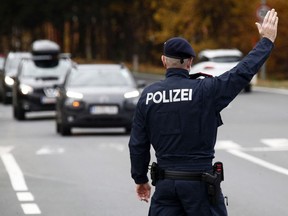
[17,192,35,202]
[215,140,242,150]
[228,149,288,176]
[21,203,41,215]
[1,153,28,191]
[0,146,41,215]
[36,146,65,155]
[216,139,288,152]
[261,138,288,148]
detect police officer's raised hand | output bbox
[136,183,151,203]
[255,8,278,43]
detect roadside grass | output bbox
[256,79,288,89]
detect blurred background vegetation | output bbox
[0,0,287,80]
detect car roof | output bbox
[76,64,126,70]
[198,49,243,59]
[7,52,32,59]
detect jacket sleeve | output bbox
[128,94,151,184]
[212,37,274,112]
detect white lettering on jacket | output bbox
[145,89,192,105]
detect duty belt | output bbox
[149,161,225,205]
[163,170,203,181]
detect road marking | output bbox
[216,139,288,176]
[1,153,28,191]
[36,146,65,155]
[261,138,288,148]
[228,149,288,176]
[0,146,41,215]
[17,192,34,202]
[216,139,288,152]
[21,203,41,215]
[215,140,241,150]
[99,143,126,152]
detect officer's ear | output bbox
[161,55,167,68]
[185,58,193,70]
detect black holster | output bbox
[202,162,224,205]
[149,162,163,186]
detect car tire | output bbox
[2,93,10,104]
[244,84,252,93]
[125,126,132,134]
[56,122,60,133]
[60,123,71,136]
[13,104,25,120]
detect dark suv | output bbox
[12,40,72,120]
[0,52,32,104]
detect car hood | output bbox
[66,86,139,103]
[190,61,239,77]
[20,77,64,88]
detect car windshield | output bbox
[66,66,135,87]
[210,56,241,63]
[5,53,32,75]
[20,60,70,78]
[5,58,23,76]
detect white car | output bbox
[190,49,256,92]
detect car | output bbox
[0,52,32,104]
[0,54,5,70]
[189,49,256,92]
[55,63,143,136]
[12,40,73,120]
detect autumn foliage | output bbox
[0,0,287,78]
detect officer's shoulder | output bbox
[189,72,213,80]
[142,80,162,92]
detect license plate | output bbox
[41,97,56,104]
[90,106,118,115]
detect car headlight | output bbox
[124,90,140,99]
[19,84,33,95]
[4,76,14,86]
[64,98,85,109]
[124,90,140,109]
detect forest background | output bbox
[0,0,287,80]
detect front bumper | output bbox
[60,105,135,128]
[20,94,56,112]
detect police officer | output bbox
[129,9,278,216]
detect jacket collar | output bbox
[166,68,190,78]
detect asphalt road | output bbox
[1,81,288,215]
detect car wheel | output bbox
[60,123,71,136]
[56,122,60,133]
[13,104,25,120]
[125,126,132,134]
[244,84,251,93]
[2,93,10,104]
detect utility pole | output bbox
[258,0,269,80]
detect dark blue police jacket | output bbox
[129,38,274,184]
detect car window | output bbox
[5,58,23,75]
[211,56,241,63]
[198,56,210,63]
[20,60,70,78]
[66,67,135,87]
[4,53,32,76]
